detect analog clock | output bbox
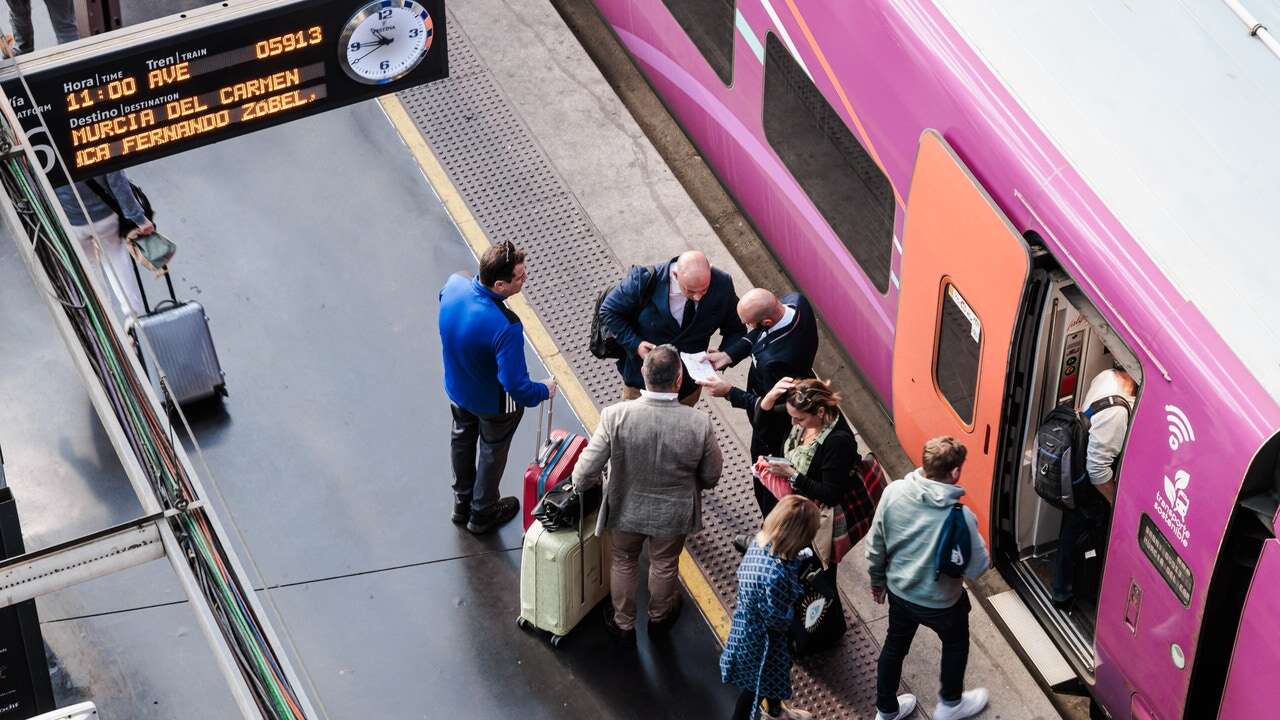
[338,0,435,85]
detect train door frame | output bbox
[892,129,1148,689]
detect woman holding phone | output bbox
[757,378,863,569]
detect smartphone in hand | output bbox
[764,455,792,466]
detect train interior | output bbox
[995,264,1143,675]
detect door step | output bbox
[988,589,1077,689]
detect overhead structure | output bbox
[0,0,450,716]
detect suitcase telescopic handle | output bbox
[534,393,555,462]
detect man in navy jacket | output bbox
[700,288,820,516]
[599,251,750,406]
[439,241,555,534]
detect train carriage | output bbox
[588,1,1280,717]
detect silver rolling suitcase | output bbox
[130,256,227,406]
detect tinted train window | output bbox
[762,34,895,292]
[936,284,981,423]
[661,0,736,86]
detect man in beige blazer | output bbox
[572,344,723,641]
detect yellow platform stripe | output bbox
[380,95,731,642]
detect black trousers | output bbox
[1052,499,1110,599]
[876,592,971,712]
[449,404,523,513]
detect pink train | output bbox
[588,1,1280,717]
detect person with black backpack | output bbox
[1044,367,1136,607]
[865,436,990,720]
[55,171,156,314]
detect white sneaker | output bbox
[875,693,917,720]
[933,688,989,720]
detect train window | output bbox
[660,0,736,86]
[762,34,895,292]
[935,283,981,423]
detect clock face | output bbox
[338,0,434,85]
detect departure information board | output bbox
[1,0,447,184]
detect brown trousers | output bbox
[621,385,701,407]
[609,531,687,631]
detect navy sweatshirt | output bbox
[438,274,549,415]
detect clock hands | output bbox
[352,28,395,64]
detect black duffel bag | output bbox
[532,478,602,532]
[789,553,847,656]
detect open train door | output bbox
[892,131,1029,542]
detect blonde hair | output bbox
[786,378,842,422]
[922,436,967,480]
[756,495,821,559]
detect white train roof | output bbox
[935,0,1280,402]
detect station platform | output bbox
[0,0,1065,718]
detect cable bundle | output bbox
[0,124,308,718]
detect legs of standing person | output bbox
[8,0,34,54]
[73,215,144,317]
[1052,504,1103,602]
[730,690,781,720]
[449,404,480,513]
[609,530,645,631]
[471,407,523,513]
[876,593,922,716]
[646,534,687,622]
[43,0,79,45]
[921,594,971,706]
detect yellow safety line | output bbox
[379,94,732,642]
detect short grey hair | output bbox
[642,344,681,392]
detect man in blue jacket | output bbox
[598,251,750,406]
[439,241,555,534]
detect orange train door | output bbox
[893,131,1030,542]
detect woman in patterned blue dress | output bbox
[721,495,821,720]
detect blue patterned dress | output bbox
[720,541,805,703]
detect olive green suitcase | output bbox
[516,513,609,647]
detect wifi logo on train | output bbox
[1165,405,1195,450]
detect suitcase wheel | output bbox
[515,617,530,632]
[549,634,565,649]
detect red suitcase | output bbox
[522,397,588,531]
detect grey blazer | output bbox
[572,395,722,537]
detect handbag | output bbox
[588,266,661,360]
[531,478,601,532]
[789,554,847,656]
[128,232,177,275]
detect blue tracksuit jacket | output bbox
[438,274,549,415]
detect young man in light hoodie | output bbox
[866,436,991,720]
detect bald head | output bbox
[672,251,711,301]
[738,288,785,329]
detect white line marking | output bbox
[735,9,765,65]
[758,0,813,80]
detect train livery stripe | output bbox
[778,0,906,209]
[378,93,733,642]
[734,8,765,66]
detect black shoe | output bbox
[466,497,520,535]
[451,497,471,525]
[1051,590,1074,611]
[602,603,636,645]
[733,534,751,554]
[648,597,683,635]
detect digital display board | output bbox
[1,0,447,184]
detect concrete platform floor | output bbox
[0,98,734,717]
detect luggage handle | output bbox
[129,252,177,316]
[534,394,555,462]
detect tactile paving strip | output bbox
[397,15,883,716]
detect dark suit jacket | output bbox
[731,293,820,458]
[599,258,750,396]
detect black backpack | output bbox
[1033,395,1131,510]
[934,505,971,579]
[589,266,660,360]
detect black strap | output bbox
[1085,394,1131,420]
[84,178,124,220]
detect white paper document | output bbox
[680,352,720,384]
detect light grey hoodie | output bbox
[865,468,990,609]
